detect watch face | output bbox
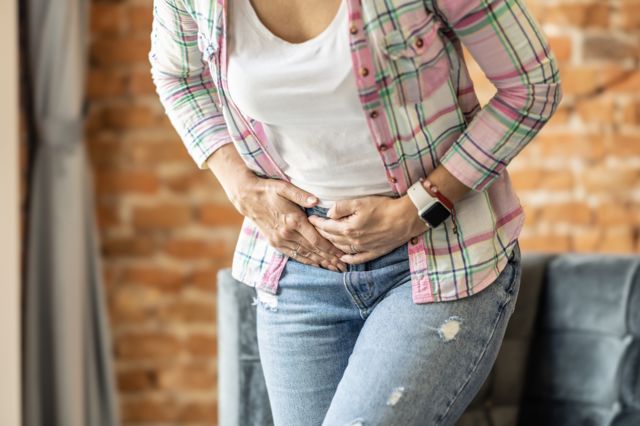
[420,202,451,227]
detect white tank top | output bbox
[226,0,395,208]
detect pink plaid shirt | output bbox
[149,0,563,303]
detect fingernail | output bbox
[307,196,317,204]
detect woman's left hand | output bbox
[307,195,428,264]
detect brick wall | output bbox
[85,0,639,424]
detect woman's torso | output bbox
[226,0,395,207]
[179,0,555,303]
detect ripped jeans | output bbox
[253,204,522,426]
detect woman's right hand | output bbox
[230,174,349,272]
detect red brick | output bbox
[116,332,181,360]
[162,238,231,260]
[539,170,574,191]
[186,334,217,357]
[102,236,155,257]
[87,68,127,99]
[160,300,216,324]
[121,266,185,292]
[537,133,606,161]
[609,135,640,157]
[518,234,571,252]
[581,166,639,194]
[622,101,640,126]
[132,204,192,230]
[128,68,156,95]
[583,34,640,62]
[128,140,190,164]
[109,285,162,324]
[604,68,640,94]
[101,104,160,130]
[572,228,601,252]
[198,203,244,226]
[190,266,219,291]
[121,397,179,423]
[510,168,543,190]
[117,370,156,392]
[90,2,126,34]
[96,170,160,194]
[90,36,151,66]
[620,2,640,32]
[164,171,219,192]
[129,5,153,33]
[599,228,635,253]
[539,202,592,225]
[178,402,218,423]
[594,203,636,226]
[156,364,216,390]
[575,97,615,126]
[558,65,599,97]
[543,3,610,29]
[96,203,119,229]
[548,36,572,62]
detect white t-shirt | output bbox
[227,0,395,208]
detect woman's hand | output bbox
[229,175,349,272]
[307,194,429,264]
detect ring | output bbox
[291,242,301,258]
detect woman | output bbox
[149,0,563,424]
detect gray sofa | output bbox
[217,252,640,426]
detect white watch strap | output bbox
[407,179,438,213]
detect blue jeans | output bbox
[253,204,522,426]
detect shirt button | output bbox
[350,24,358,35]
[389,176,397,183]
[379,144,387,151]
[369,110,379,119]
[359,67,369,77]
[414,37,424,48]
[410,237,419,245]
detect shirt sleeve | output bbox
[148,0,234,170]
[428,0,564,192]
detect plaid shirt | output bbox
[149,0,563,303]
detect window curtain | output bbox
[21,0,119,424]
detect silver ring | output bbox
[291,242,301,258]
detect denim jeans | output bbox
[253,204,522,426]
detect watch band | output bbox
[422,178,454,211]
[422,178,458,234]
[407,179,440,212]
[407,177,459,234]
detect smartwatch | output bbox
[407,178,452,228]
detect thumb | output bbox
[277,181,319,207]
[327,199,357,219]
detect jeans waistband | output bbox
[303,205,331,219]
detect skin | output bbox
[207,0,473,269]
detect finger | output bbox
[291,231,349,272]
[275,181,319,208]
[296,220,347,258]
[327,199,359,219]
[339,251,376,264]
[281,238,344,272]
[311,225,352,249]
[307,215,353,238]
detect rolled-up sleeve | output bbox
[148,0,233,170]
[430,0,564,192]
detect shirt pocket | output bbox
[375,12,451,105]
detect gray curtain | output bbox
[22,0,119,424]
